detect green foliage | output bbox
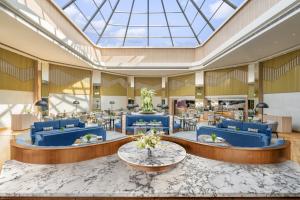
[84,134,94,142]
[211,133,217,142]
[136,132,160,149]
[141,88,155,112]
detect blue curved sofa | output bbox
[31,119,106,146]
[197,120,272,147]
[126,115,169,134]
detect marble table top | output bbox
[0,154,300,198]
[118,141,186,167]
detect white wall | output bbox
[135,96,162,109]
[0,90,34,128]
[49,93,90,114]
[101,96,127,110]
[264,92,300,131]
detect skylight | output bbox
[54,0,245,47]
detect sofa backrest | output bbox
[219,120,243,130]
[59,118,80,128]
[197,126,267,147]
[242,122,269,133]
[220,120,269,133]
[126,115,169,127]
[33,120,60,132]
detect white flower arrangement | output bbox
[135,132,161,150]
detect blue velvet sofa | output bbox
[196,120,272,147]
[126,115,169,134]
[31,119,106,146]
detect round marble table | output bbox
[118,141,186,172]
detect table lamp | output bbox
[256,102,269,123]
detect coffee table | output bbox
[118,141,186,172]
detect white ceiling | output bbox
[204,10,300,70]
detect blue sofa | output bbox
[197,120,272,147]
[31,119,106,146]
[126,115,169,134]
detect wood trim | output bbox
[161,136,290,164]
[10,137,133,164]
[11,136,290,165]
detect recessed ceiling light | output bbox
[292,33,296,36]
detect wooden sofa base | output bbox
[10,135,290,164]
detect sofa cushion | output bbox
[221,120,243,130]
[66,124,75,128]
[59,119,80,128]
[43,126,53,131]
[247,128,258,133]
[242,122,268,133]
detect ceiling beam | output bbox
[222,0,237,9]
[161,0,174,46]
[96,0,121,44]
[147,0,150,46]
[190,0,215,31]
[123,0,135,46]
[83,0,107,32]
[176,0,201,45]
[62,0,76,10]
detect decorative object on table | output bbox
[140,88,156,114]
[81,134,98,143]
[256,102,269,123]
[135,132,161,157]
[72,100,80,113]
[211,133,217,142]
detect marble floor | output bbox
[0,153,300,198]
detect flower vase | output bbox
[147,148,152,157]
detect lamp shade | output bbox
[73,100,80,105]
[35,100,48,107]
[256,102,269,108]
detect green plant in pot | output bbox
[141,88,155,113]
[211,133,217,143]
[85,134,93,143]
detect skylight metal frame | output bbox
[56,0,242,47]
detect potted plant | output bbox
[211,133,217,143]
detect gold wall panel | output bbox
[101,73,127,96]
[134,77,162,96]
[195,86,204,99]
[0,48,35,91]
[205,66,248,96]
[168,73,195,96]
[263,50,300,94]
[49,64,91,95]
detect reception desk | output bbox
[11,114,38,131]
[264,115,292,133]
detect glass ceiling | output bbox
[54,0,245,47]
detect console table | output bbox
[263,115,292,133]
[118,141,186,172]
[11,114,38,131]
